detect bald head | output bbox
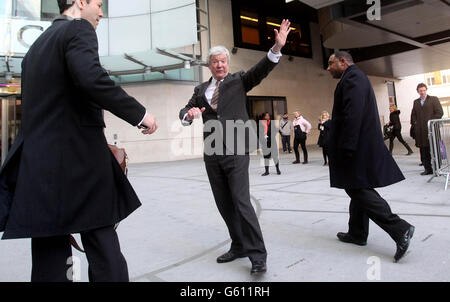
[327,51,354,79]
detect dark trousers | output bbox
[321,146,329,164]
[389,129,412,153]
[344,188,411,243]
[31,225,128,282]
[281,135,291,152]
[205,155,266,261]
[420,146,432,172]
[293,138,308,162]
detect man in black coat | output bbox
[179,20,291,275]
[0,0,157,282]
[327,51,415,263]
[411,83,443,175]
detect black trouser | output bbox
[344,188,411,243]
[31,225,128,282]
[293,137,308,162]
[281,135,291,152]
[420,146,432,172]
[389,129,412,153]
[322,146,329,164]
[205,155,266,261]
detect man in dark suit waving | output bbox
[179,20,291,275]
[0,0,157,281]
[327,51,415,263]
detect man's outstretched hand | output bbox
[272,19,291,53]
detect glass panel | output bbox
[0,0,12,17]
[109,15,151,55]
[41,0,60,20]
[99,55,143,72]
[108,0,149,17]
[14,0,40,20]
[151,0,195,13]
[151,3,197,49]
[240,9,260,45]
[180,66,195,81]
[165,69,181,80]
[96,18,109,56]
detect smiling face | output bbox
[417,86,427,99]
[208,53,229,81]
[81,0,104,30]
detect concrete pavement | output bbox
[1,140,449,282]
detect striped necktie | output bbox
[210,80,220,111]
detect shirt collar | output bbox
[52,14,75,23]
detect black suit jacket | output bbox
[179,56,277,160]
[0,17,145,239]
[328,65,404,189]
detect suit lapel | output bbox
[199,79,212,109]
[217,73,232,112]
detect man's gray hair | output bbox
[334,51,354,63]
[207,46,230,65]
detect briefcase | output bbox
[70,144,128,252]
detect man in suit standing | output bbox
[179,19,291,275]
[0,0,157,282]
[411,83,443,175]
[326,51,415,263]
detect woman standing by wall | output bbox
[318,111,332,166]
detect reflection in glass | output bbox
[240,9,259,45]
[0,0,12,17]
[14,0,40,20]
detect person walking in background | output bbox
[279,113,293,153]
[318,111,332,166]
[292,111,311,164]
[388,105,413,155]
[326,51,414,263]
[411,83,443,175]
[261,112,281,176]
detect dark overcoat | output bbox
[410,95,443,148]
[328,65,405,189]
[0,17,145,239]
[317,120,331,147]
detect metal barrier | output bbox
[428,118,450,190]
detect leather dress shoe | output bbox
[261,172,269,176]
[337,232,367,246]
[394,225,415,263]
[217,251,245,263]
[292,160,300,164]
[250,260,267,275]
[420,170,433,175]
